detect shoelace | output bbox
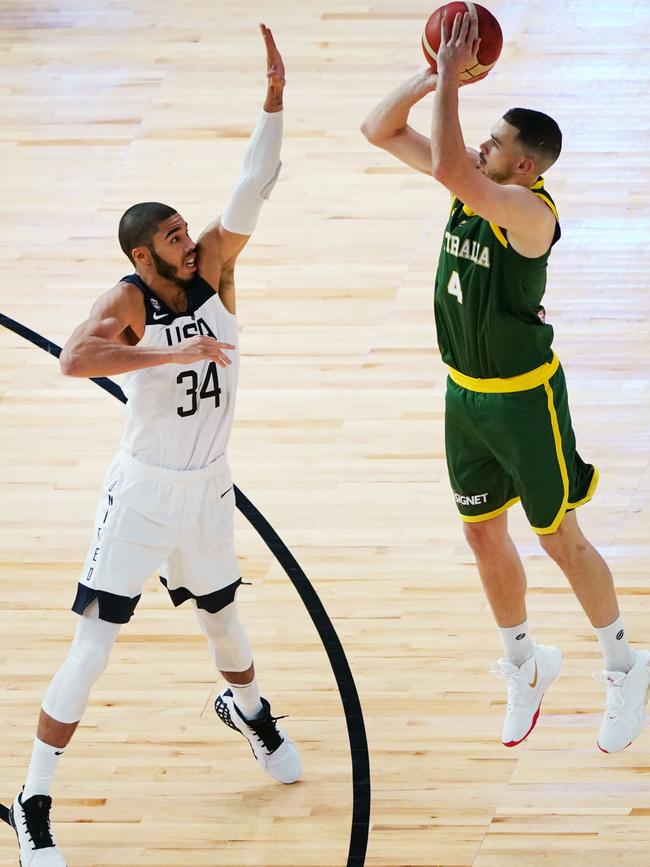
[21,796,55,850]
[248,712,287,754]
[593,670,627,715]
[490,662,529,710]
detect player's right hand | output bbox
[438,12,481,81]
[175,336,236,367]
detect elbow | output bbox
[360,120,380,146]
[430,155,446,181]
[360,120,373,142]
[59,353,75,377]
[59,347,83,377]
[431,160,457,186]
[430,147,451,183]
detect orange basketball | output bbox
[422,2,503,84]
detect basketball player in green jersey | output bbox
[362,11,649,752]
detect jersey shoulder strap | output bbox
[530,177,561,246]
[119,273,164,325]
[453,179,562,250]
[186,275,216,312]
[119,273,216,325]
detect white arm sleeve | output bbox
[221,110,283,236]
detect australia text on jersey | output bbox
[443,231,491,269]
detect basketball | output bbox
[422,2,503,84]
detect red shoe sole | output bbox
[597,740,632,754]
[503,703,541,748]
[501,664,562,748]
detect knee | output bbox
[538,527,587,570]
[42,630,116,724]
[463,520,507,558]
[67,640,112,683]
[197,604,252,673]
[67,617,119,682]
[198,604,242,644]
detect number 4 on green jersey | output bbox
[447,270,463,304]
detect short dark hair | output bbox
[503,108,562,171]
[118,202,177,264]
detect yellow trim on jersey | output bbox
[534,192,559,222]
[454,177,555,246]
[567,466,600,509]
[489,222,508,247]
[448,353,560,394]
[531,380,570,535]
[460,497,521,523]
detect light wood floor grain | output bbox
[1,1,650,865]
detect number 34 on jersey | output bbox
[177,362,221,418]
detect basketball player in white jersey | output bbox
[9,25,301,867]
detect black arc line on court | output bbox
[0,312,371,867]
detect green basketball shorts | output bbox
[444,359,598,534]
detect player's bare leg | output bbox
[541,511,649,752]
[539,510,618,627]
[34,713,79,751]
[463,513,527,628]
[463,512,562,746]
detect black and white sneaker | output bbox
[9,791,66,866]
[215,689,302,784]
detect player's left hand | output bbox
[260,23,285,90]
[437,12,481,82]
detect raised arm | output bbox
[361,70,439,175]
[198,23,286,310]
[361,69,479,177]
[431,13,555,252]
[59,282,234,378]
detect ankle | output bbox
[23,738,64,801]
[227,679,264,720]
[498,620,535,667]
[595,616,636,673]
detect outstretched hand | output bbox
[260,23,285,90]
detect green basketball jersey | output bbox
[434,178,561,379]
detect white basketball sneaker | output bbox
[491,643,563,747]
[214,689,302,784]
[595,649,650,753]
[9,791,67,866]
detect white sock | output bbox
[498,620,535,667]
[23,737,65,801]
[227,679,264,721]
[596,615,636,673]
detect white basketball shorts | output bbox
[72,450,241,623]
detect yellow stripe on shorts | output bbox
[531,379,569,535]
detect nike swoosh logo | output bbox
[152,311,168,320]
[529,662,538,689]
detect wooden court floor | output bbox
[1,0,650,864]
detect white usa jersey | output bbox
[118,273,239,471]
